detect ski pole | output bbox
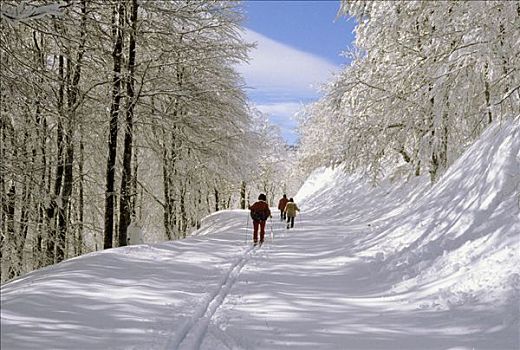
[270,217,273,241]
[245,212,249,244]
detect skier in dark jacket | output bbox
[248,193,271,245]
[277,194,289,221]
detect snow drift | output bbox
[297,119,520,313]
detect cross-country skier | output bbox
[284,198,300,229]
[277,194,289,221]
[249,193,271,245]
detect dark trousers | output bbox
[253,220,266,243]
[287,216,295,228]
[280,210,286,221]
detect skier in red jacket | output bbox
[248,193,271,245]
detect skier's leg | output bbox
[253,221,259,244]
[259,220,266,244]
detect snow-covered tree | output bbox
[0,0,283,282]
[299,0,519,183]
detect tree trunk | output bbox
[104,0,125,249]
[162,163,172,240]
[119,0,139,247]
[6,182,16,279]
[132,144,138,220]
[57,0,86,261]
[484,62,493,124]
[440,100,449,170]
[0,98,7,276]
[4,119,17,279]
[240,181,246,209]
[162,129,174,241]
[46,53,65,265]
[179,183,187,238]
[32,31,47,269]
[57,126,73,261]
[77,131,85,256]
[429,121,438,183]
[214,188,219,212]
[18,171,30,274]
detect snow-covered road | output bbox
[2,206,517,349]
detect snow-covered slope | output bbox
[1,120,519,350]
[297,120,520,313]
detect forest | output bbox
[299,1,519,183]
[0,0,298,282]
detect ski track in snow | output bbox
[166,244,258,350]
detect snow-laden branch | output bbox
[1,1,67,23]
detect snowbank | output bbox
[298,120,520,313]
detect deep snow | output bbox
[1,120,519,350]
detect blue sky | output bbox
[237,0,357,144]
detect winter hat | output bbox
[258,193,267,201]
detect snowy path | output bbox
[172,245,256,350]
[1,207,518,350]
[196,213,517,350]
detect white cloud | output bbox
[237,29,339,95]
[237,29,339,144]
[253,102,305,144]
[255,102,303,120]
